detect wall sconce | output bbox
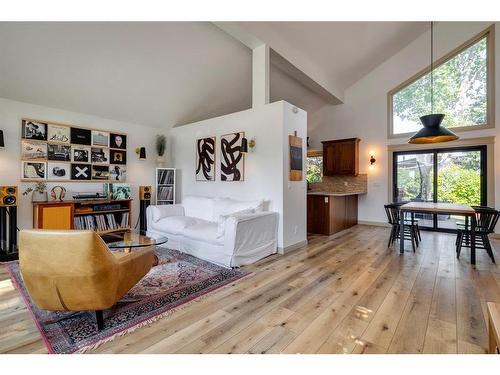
[135,147,146,160]
[241,137,256,153]
[369,151,376,170]
[0,130,4,147]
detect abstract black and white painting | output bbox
[196,137,216,181]
[47,124,70,143]
[47,162,70,180]
[47,144,71,161]
[220,132,244,181]
[91,147,109,164]
[22,161,46,180]
[71,163,91,181]
[22,120,47,141]
[21,140,47,160]
[72,146,90,163]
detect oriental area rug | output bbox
[6,247,251,354]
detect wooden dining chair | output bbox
[456,206,499,263]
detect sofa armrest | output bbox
[146,204,185,227]
[224,211,278,257]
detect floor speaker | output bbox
[0,186,18,207]
[139,186,151,233]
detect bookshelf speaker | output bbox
[139,186,151,201]
[0,186,18,207]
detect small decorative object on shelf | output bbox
[22,182,48,202]
[50,186,66,201]
[156,168,176,205]
[156,134,167,166]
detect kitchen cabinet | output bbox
[322,138,360,176]
[307,194,358,235]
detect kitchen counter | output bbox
[307,191,365,196]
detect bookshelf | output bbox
[33,199,132,234]
[156,168,176,205]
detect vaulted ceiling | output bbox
[0,21,429,129]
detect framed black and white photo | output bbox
[47,124,70,143]
[47,162,70,180]
[72,146,90,163]
[22,120,47,141]
[92,130,109,147]
[22,161,46,180]
[110,165,127,181]
[21,140,47,160]
[110,133,126,149]
[110,149,126,165]
[92,165,110,180]
[196,137,216,181]
[70,127,91,145]
[47,144,71,161]
[91,147,109,164]
[71,163,91,181]
[220,132,245,181]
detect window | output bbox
[306,151,323,183]
[389,27,493,137]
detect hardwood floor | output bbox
[1,224,500,354]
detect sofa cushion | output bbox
[212,197,264,221]
[151,216,199,235]
[182,196,215,222]
[217,208,255,238]
[183,221,224,246]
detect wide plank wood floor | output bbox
[2,224,500,354]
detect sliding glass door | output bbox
[393,146,486,231]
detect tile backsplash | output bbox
[309,174,367,194]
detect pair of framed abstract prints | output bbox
[20,119,127,182]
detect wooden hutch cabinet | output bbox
[322,138,360,176]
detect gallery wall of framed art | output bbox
[20,118,127,182]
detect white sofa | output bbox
[146,196,279,267]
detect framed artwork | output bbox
[196,137,216,181]
[22,120,47,141]
[21,140,47,160]
[91,147,109,164]
[47,162,70,180]
[111,183,131,199]
[72,146,90,163]
[110,165,126,181]
[92,130,109,147]
[220,132,245,181]
[71,163,91,181]
[92,165,110,180]
[22,161,46,180]
[47,144,71,161]
[110,149,126,165]
[70,127,92,145]
[47,124,70,143]
[289,132,303,181]
[110,133,127,149]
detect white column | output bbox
[252,44,270,107]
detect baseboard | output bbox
[278,239,308,255]
[358,220,390,228]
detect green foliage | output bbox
[156,135,167,156]
[22,182,47,196]
[393,37,487,133]
[306,157,322,183]
[437,164,480,205]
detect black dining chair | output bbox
[384,203,419,252]
[456,206,499,263]
[390,202,422,245]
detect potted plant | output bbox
[23,182,48,202]
[156,134,167,166]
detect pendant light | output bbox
[408,22,459,144]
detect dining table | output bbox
[398,202,478,264]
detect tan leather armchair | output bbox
[19,230,154,330]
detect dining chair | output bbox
[456,206,499,263]
[384,204,419,252]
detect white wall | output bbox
[0,97,161,229]
[169,100,307,250]
[312,22,500,227]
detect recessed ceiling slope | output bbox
[0,22,252,128]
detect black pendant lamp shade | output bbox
[408,114,459,144]
[408,21,459,144]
